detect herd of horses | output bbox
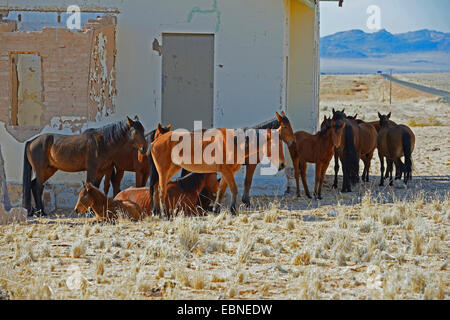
[22,110,415,222]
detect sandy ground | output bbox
[0,74,448,300]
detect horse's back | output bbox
[114,187,152,216]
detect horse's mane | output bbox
[84,120,131,145]
[318,125,331,137]
[176,172,205,193]
[244,117,279,130]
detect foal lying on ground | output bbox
[74,182,144,222]
[115,172,220,218]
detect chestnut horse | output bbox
[114,171,220,218]
[377,112,415,186]
[74,182,144,222]
[240,112,294,207]
[345,115,378,182]
[103,124,172,196]
[150,126,286,215]
[23,117,147,216]
[279,115,345,199]
[330,109,360,192]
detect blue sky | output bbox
[320,0,450,36]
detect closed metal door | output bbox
[162,34,214,131]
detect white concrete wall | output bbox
[0,0,318,205]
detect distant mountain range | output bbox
[320,29,450,58]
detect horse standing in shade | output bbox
[149,125,286,215]
[344,114,378,183]
[103,124,172,196]
[279,115,345,199]
[329,109,360,192]
[23,116,147,216]
[377,112,415,186]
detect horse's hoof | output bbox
[332,184,338,189]
[306,194,312,199]
[229,206,237,216]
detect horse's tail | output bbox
[22,141,33,214]
[402,131,412,182]
[343,123,359,184]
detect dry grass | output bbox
[0,190,448,300]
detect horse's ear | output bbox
[82,181,86,188]
[387,112,391,119]
[342,108,345,113]
[281,111,286,116]
[323,115,327,121]
[166,124,172,130]
[275,112,282,122]
[353,114,358,119]
[332,108,336,114]
[157,123,163,131]
[134,115,139,121]
[378,112,382,118]
[126,116,134,125]
[85,182,92,191]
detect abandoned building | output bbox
[0,0,342,211]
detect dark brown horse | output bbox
[23,116,147,216]
[74,182,144,222]
[114,171,220,218]
[329,109,360,192]
[103,124,172,196]
[345,115,378,182]
[377,112,415,186]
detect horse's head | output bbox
[154,123,172,141]
[265,128,286,171]
[126,116,147,154]
[347,114,358,121]
[320,115,332,131]
[275,111,296,147]
[378,112,391,128]
[332,108,347,121]
[330,120,346,148]
[74,181,94,215]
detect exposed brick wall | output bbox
[0,17,116,139]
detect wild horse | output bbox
[23,116,147,216]
[149,123,286,215]
[103,124,172,197]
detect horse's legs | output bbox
[332,149,339,189]
[242,163,257,207]
[299,160,312,199]
[33,167,57,215]
[379,154,385,187]
[317,164,328,200]
[313,163,322,200]
[221,168,239,215]
[387,159,394,186]
[341,157,352,193]
[103,167,113,196]
[394,158,404,180]
[213,178,228,214]
[292,157,301,197]
[112,168,124,196]
[158,165,180,218]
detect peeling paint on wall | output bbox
[187,0,221,33]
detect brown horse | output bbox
[377,112,415,186]
[329,109,360,192]
[103,124,172,196]
[114,172,220,218]
[367,118,402,180]
[280,115,345,199]
[150,126,286,215]
[23,116,147,216]
[74,182,144,222]
[345,115,378,182]
[240,112,294,207]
